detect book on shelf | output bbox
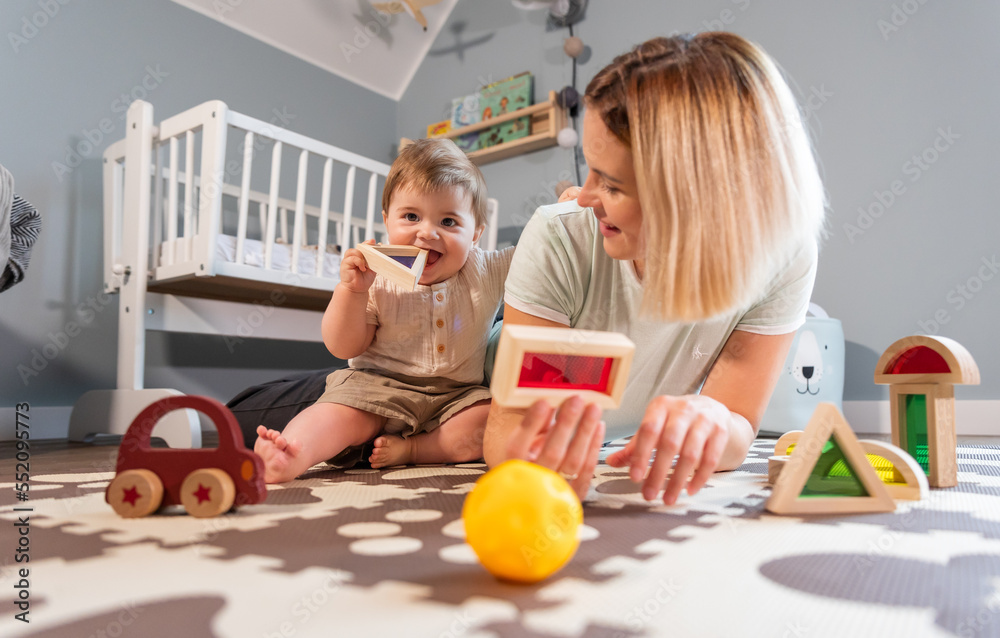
[477,72,533,150]
[426,120,451,137]
[450,94,481,152]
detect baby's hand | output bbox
[340,240,377,293]
[557,185,582,203]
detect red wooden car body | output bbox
[105,395,266,517]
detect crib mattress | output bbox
[157,235,342,279]
[150,235,342,311]
[215,235,342,278]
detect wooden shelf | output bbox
[401,90,568,167]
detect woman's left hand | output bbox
[605,395,733,504]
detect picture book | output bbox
[426,120,451,138]
[450,94,481,152]
[478,72,533,150]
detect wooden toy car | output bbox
[105,395,266,518]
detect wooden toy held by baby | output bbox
[356,243,428,291]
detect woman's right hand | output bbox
[504,395,605,500]
[339,240,377,293]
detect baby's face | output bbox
[383,185,482,286]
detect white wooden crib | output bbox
[69,99,498,448]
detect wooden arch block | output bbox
[857,439,929,501]
[874,335,978,489]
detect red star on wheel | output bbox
[194,484,212,504]
[122,486,141,506]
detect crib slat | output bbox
[152,143,164,256]
[279,208,288,244]
[168,137,178,244]
[340,165,356,255]
[184,130,194,253]
[365,172,378,241]
[316,158,333,277]
[235,131,254,266]
[264,141,282,269]
[291,149,308,274]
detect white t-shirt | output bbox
[352,245,515,385]
[504,202,817,440]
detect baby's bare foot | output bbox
[254,425,304,483]
[369,435,413,469]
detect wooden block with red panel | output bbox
[106,395,266,518]
[490,324,635,409]
[873,335,980,488]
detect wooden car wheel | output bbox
[180,468,236,518]
[108,469,164,518]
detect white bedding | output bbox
[156,235,342,280]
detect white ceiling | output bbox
[172,0,460,101]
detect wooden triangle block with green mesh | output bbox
[766,403,896,515]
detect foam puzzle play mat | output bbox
[3,429,1000,638]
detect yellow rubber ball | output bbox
[462,459,583,583]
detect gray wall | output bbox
[399,0,1000,401]
[0,0,398,411]
[3,0,997,437]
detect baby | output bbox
[255,138,514,483]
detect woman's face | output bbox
[577,109,645,267]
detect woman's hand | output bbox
[605,394,733,504]
[503,395,605,500]
[339,239,377,294]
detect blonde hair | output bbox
[383,138,489,228]
[585,33,826,321]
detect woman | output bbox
[484,32,826,505]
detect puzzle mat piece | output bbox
[201,488,607,612]
[760,552,1000,637]
[19,484,973,637]
[0,472,114,508]
[173,462,765,613]
[0,467,471,549]
[10,449,996,636]
[0,543,520,638]
[517,510,990,638]
[16,595,224,638]
[476,619,643,638]
[589,464,771,521]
